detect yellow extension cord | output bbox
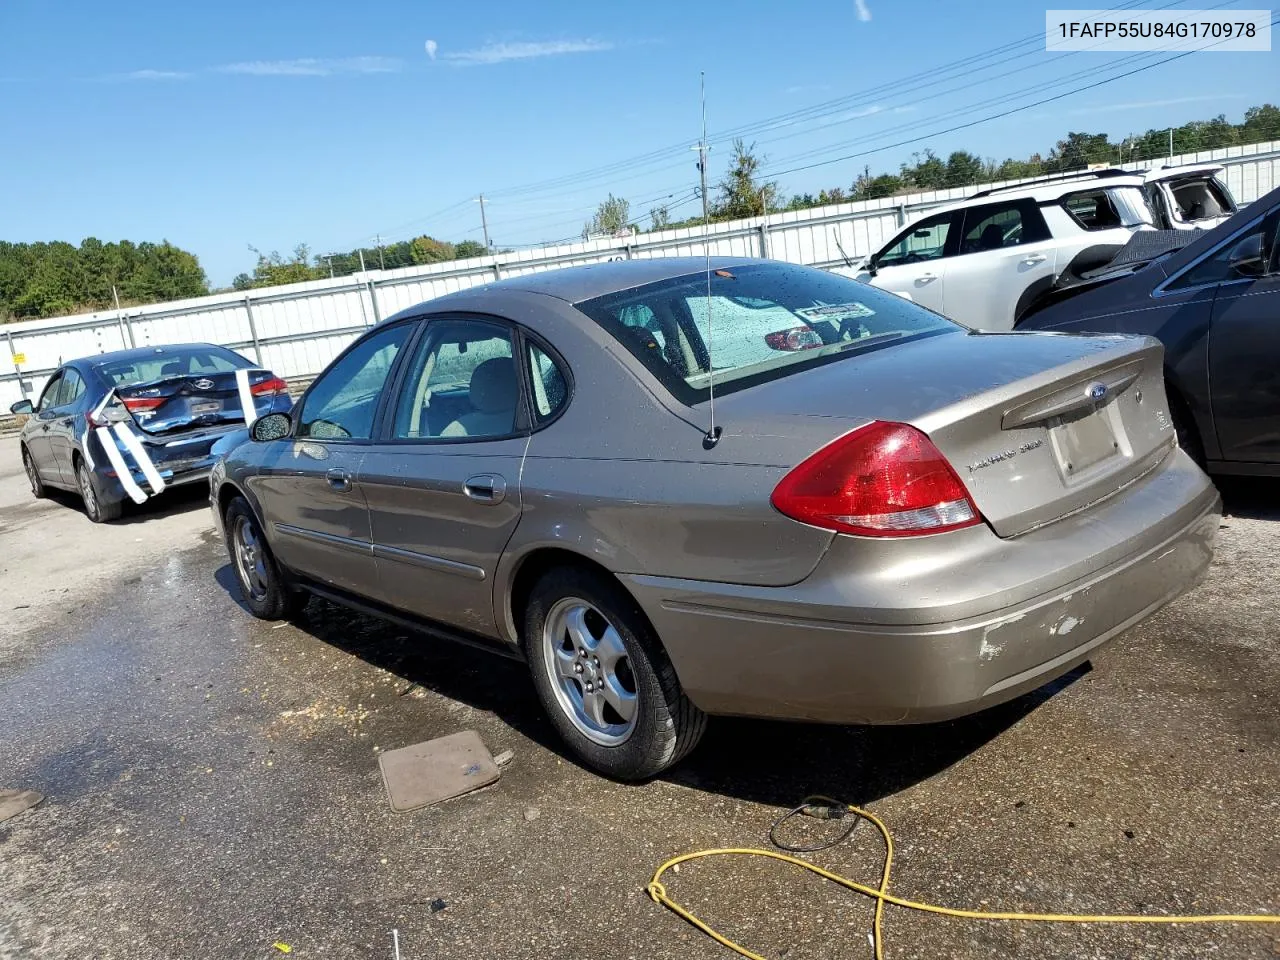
[646,798,1280,960]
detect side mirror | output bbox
[1228,233,1266,278]
[9,399,33,415]
[250,412,292,442]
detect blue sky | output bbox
[1,0,1272,286]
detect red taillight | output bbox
[250,375,288,397]
[770,421,982,537]
[764,327,823,352]
[121,396,165,414]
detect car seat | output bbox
[440,357,517,438]
[160,360,186,377]
[977,223,1005,251]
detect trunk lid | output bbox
[114,370,283,435]
[720,330,1175,538]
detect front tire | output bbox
[225,496,302,620]
[77,460,121,523]
[524,567,706,780]
[22,446,46,499]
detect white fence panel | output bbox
[3,141,1277,412]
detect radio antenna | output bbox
[700,71,722,450]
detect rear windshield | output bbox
[575,262,957,405]
[95,345,250,386]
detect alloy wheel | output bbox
[23,451,40,496]
[78,465,100,520]
[233,516,269,602]
[541,596,639,747]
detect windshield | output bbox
[94,345,250,386]
[575,262,958,405]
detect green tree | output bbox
[901,149,947,189]
[409,235,456,264]
[584,194,632,237]
[248,244,321,287]
[944,151,985,188]
[714,139,777,219]
[454,239,488,259]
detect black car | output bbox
[1018,183,1280,475]
[12,343,292,521]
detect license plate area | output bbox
[1049,405,1124,482]
[190,400,222,416]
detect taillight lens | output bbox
[770,421,982,537]
[764,327,823,352]
[121,396,165,414]
[250,375,289,397]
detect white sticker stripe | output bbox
[113,422,166,495]
[83,389,114,471]
[95,427,148,504]
[235,368,258,428]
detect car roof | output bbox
[388,256,762,320]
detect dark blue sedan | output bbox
[11,343,292,522]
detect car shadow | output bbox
[213,562,1088,805]
[1216,475,1280,522]
[42,482,210,525]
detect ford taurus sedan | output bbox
[211,258,1219,779]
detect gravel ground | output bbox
[1,433,1278,960]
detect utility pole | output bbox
[358,249,366,273]
[1168,127,1174,160]
[375,234,386,270]
[323,256,334,279]
[477,194,491,250]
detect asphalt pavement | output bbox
[1,434,1278,960]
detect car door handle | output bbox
[1020,254,1047,265]
[326,468,352,492]
[915,273,938,284]
[464,474,507,504]
[59,417,73,427]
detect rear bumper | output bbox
[622,449,1219,724]
[89,422,256,506]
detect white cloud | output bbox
[1068,94,1240,115]
[425,39,438,60]
[217,56,401,77]
[119,69,190,81]
[441,39,613,66]
[854,0,872,22]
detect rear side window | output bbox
[297,323,410,440]
[875,211,954,266]
[959,200,1050,253]
[527,342,568,423]
[1169,177,1236,223]
[575,262,957,405]
[1062,187,1152,231]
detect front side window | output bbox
[390,320,519,440]
[959,201,1050,254]
[296,323,410,440]
[874,211,955,267]
[55,369,86,408]
[576,262,958,405]
[1167,213,1280,291]
[36,373,63,413]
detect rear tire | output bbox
[77,459,121,523]
[523,566,706,781]
[22,446,46,499]
[225,496,303,621]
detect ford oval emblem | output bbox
[1087,382,1107,402]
